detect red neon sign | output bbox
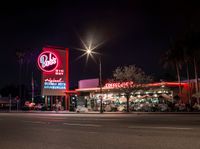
[104,81,188,89]
[37,51,58,72]
[105,82,134,88]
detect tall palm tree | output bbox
[15,49,25,103]
[164,32,200,104]
[182,47,192,105]
[184,32,200,104]
[161,45,184,96]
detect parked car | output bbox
[117,105,126,112]
[23,101,35,110]
[76,106,88,113]
[34,103,45,110]
[158,104,168,112]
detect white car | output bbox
[117,105,126,112]
[158,104,168,112]
[76,106,88,113]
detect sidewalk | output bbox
[1,110,200,114]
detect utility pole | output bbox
[31,72,34,103]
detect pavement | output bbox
[1,110,200,114]
[0,112,200,149]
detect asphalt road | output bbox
[0,113,200,149]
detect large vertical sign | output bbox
[37,47,69,96]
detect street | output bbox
[0,113,200,149]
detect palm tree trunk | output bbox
[186,62,191,105]
[175,62,182,95]
[193,57,199,104]
[18,58,22,110]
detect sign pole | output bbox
[17,100,19,112]
[9,94,11,112]
[31,72,34,103]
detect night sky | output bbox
[0,0,199,89]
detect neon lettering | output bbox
[37,51,58,72]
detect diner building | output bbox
[75,78,192,112]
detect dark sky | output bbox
[0,0,199,89]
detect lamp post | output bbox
[31,72,34,103]
[99,56,103,113]
[77,34,105,113]
[86,49,103,113]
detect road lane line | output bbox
[128,126,193,130]
[22,120,47,125]
[37,117,121,121]
[37,116,67,120]
[88,131,98,134]
[93,118,122,121]
[63,123,101,127]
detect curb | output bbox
[1,111,200,114]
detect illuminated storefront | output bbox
[75,79,189,112]
[37,46,69,110]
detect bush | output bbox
[22,106,29,111]
[111,107,118,112]
[41,106,47,111]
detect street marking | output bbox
[37,117,121,121]
[22,121,47,125]
[62,118,121,121]
[37,116,67,120]
[88,131,98,134]
[63,123,101,127]
[93,118,121,121]
[128,126,193,130]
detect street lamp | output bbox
[85,49,103,113]
[76,34,105,113]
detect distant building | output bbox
[0,97,17,110]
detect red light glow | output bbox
[76,81,189,92]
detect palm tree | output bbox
[184,32,200,104]
[161,45,184,96]
[15,49,25,103]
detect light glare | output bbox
[86,49,92,54]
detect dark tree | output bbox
[112,65,152,112]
